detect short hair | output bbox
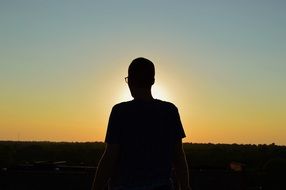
[128,57,155,88]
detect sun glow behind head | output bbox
[119,83,170,102]
[152,84,169,101]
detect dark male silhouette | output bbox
[92,58,191,190]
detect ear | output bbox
[151,78,155,85]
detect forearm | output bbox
[173,153,190,189]
[92,159,109,190]
[91,154,113,190]
[91,144,120,190]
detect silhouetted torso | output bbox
[105,99,185,187]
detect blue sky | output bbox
[1,1,286,144]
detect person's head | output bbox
[126,57,155,98]
[127,57,155,88]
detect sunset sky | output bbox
[1,1,285,145]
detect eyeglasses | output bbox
[124,77,128,83]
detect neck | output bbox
[132,88,154,101]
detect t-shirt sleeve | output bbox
[104,105,121,144]
[172,106,186,140]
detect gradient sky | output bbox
[1,1,285,144]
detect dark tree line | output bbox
[1,141,286,172]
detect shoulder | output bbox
[155,99,178,111]
[112,101,134,111]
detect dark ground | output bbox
[0,141,286,190]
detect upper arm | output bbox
[104,143,120,161]
[173,138,185,164]
[105,106,122,144]
[170,105,186,140]
[102,143,120,166]
[174,138,184,155]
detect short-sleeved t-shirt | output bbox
[105,99,186,187]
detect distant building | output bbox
[229,161,245,172]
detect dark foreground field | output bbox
[0,141,286,190]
